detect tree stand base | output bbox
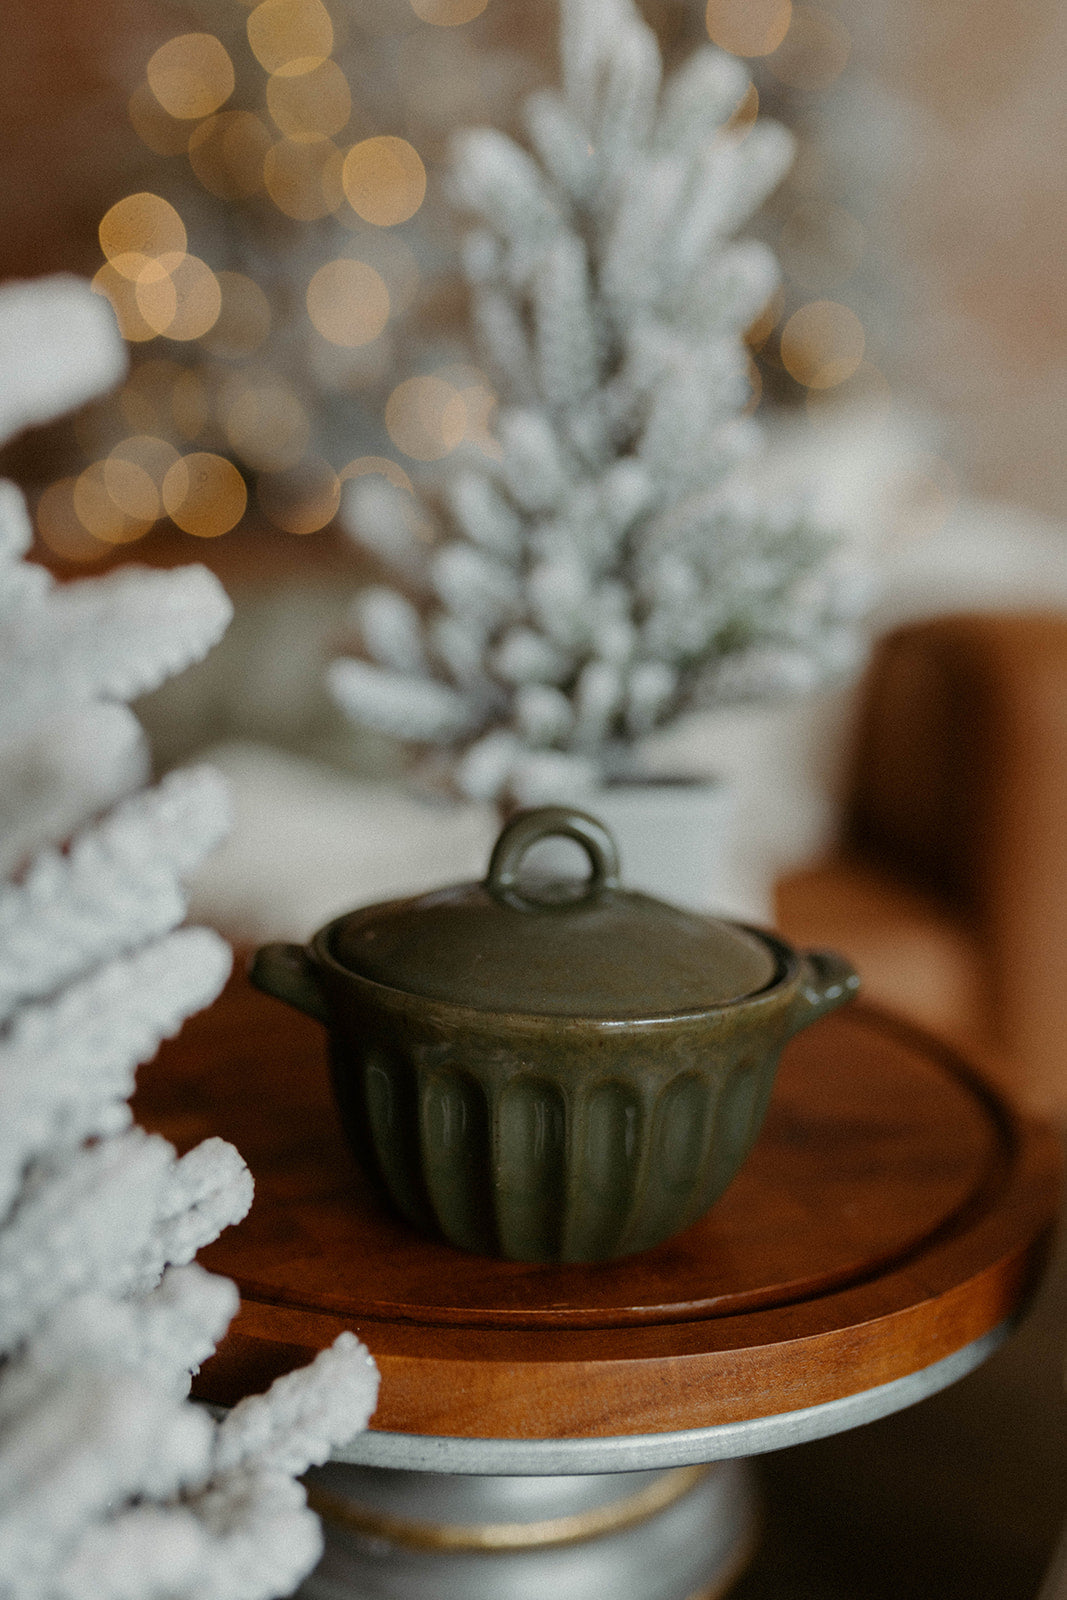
[299,1459,757,1600]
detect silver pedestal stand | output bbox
[297,1327,1008,1600]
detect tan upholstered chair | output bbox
[776,612,1067,1116]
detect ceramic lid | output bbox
[327,807,778,1018]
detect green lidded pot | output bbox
[250,806,859,1263]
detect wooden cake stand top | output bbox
[136,973,1060,1469]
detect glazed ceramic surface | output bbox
[251,807,858,1262]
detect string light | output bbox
[385,375,467,460]
[99,194,187,264]
[342,137,426,226]
[780,300,865,388]
[246,0,334,75]
[36,479,109,563]
[705,0,793,58]
[162,452,248,536]
[188,112,271,200]
[307,259,390,346]
[146,34,235,120]
[264,138,344,219]
[266,58,352,141]
[73,463,154,544]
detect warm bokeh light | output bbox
[246,0,334,76]
[779,202,866,292]
[257,456,341,533]
[107,434,181,501]
[100,193,187,265]
[267,58,351,142]
[780,300,865,388]
[73,463,154,544]
[264,138,344,219]
[92,263,158,343]
[706,0,792,58]
[203,272,272,356]
[435,364,499,456]
[36,479,109,563]
[385,375,467,460]
[768,5,851,91]
[102,456,159,523]
[146,34,235,120]
[128,83,191,156]
[162,452,248,536]
[339,455,415,495]
[189,111,271,200]
[342,137,426,227]
[409,0,489,23]
[306,259,390,346]
[139,252,223,340]
[223,376,310,469]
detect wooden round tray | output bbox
[136,974,1060,1446]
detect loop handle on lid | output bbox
[486,806,621,911]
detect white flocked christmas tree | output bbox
[330,0,874,807]
[0,276,379,1598]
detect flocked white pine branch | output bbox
[333,0,876,805]
[0,276,379,1600]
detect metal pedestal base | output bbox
[298,1459,757,1600]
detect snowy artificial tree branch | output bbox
[0,277,379,1600]
[333,0,875,805]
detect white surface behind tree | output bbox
[331,0,873,807]
[0,278,378,1600]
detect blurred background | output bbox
[5,1,1067,1595]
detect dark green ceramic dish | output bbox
[251,806,858,1263]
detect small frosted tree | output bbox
[0,277,379,1599]
[330,0,873,806]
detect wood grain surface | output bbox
[134,971,1061,1440]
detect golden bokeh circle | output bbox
[768,5,851,90]
[342,137,426,227]
[36,479,109,563]
[108,434,181,495]
[100,193,187,264]
[102,456,160,523]
[147,33,235,120]
[189,111,272,199]
[91,263,158,343]
[74,462,154,544]
[409,0,489,23]
[257,456,341,533]
[267,58,352,142]
[265,138,345,220]
[165,255,224,342]
[307,259,390,347]
[385,375,467,461]
[163,452,248,537]
[705,0,793,57]
[780,300,865,389]
[247,0,334,75]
